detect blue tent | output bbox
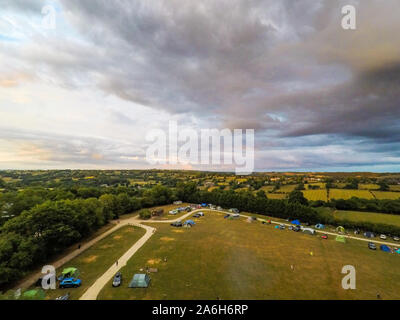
[396,249,400,254]
[315,223,325,229]
[291,220,301,225]
[184,220,196,226]
[380,245,391,252]
[201,203,207,207]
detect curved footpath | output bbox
[80,208,400,300]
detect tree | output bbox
[378,180,390,191]
[288,190,308,206]
[138,209,151,220]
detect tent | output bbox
[380,245,391,252]
[302,228,315,235]
[335,235,346,243]
[364,232,375,238]
[395,249,400,254]
[184,220,195,226]
[61,267,78,278]
[201,203,207,207]
[291,220,301,225]
[315,223,325,229]
[22,289,45,300]
[129,274,150,288]
[274,225,280,229]
[336,226,345,234]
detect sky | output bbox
[0,0,400,172]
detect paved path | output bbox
[80,222,156,300]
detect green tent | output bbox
[22,289,45,300]
[129,274,150,288]
[62,267,78,276]
[336,226,345,234]
[336,235,346,243]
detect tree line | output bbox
[0,185,174,287]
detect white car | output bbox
[232,213,240,218]
[393,236,400,241]
[169,210,178,215]
[380,234,387,240]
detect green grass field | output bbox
[371,191,400,200]
[330,189,374,200]
[359,184,380,190]
[333,210,400,228]
[302,189,328,201]
[267,193,287,199]
[43,225,145,300]
[278,185,297,193]
[98,211,400,300]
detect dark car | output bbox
[170,221,183,227]
[112,272,122,287]
[193,213,201,218]
[368,242,377,250]
[224,214,230,219]
[293,226,301,232]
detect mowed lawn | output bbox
[334,210,400,228]
[98,211,400,300]
[44,225,145,300]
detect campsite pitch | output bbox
[98,211,400,300]
[43,225,145,300]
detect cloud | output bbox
[0,0,400,171]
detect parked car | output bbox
[288,226,293,230]
[368,242,377,250]
[56,293,70,300]
[192,213,200,218]
[59,278,81,289]
[229,208,240,214]
[169,210,178,215]
[224,214,230,219]
[293,226,301,232]
[279,224,285,230]
[393,236,400,241]
[112,272,122,287]
[321,234,328,239]
[232,213,240,218]
[198,212,204,216]
[380,234,387,240]
[170,221,183,227]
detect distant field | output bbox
[278,185,297,193]
[359,184,380,190]
[371,191,400,200]
[330,189,374,200]
[333,210,400,228]
[267,193,287,199]
[302,190,328,202]
[260,186,274,193]
[390,185,400,192]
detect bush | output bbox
[138,209,151,220]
